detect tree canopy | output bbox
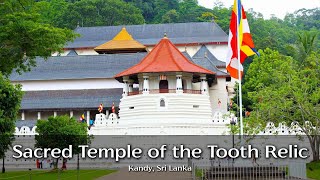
[0,74,23,161]
[0,0,77,76]
[54,0,145,29]
[35,116,91,169]
[243,48,320,161]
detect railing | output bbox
[150,89,176,94]
[183,89,201,94]
[127,89,202,96]
[128,91,142,96]
[192,161,307,180]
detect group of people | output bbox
[79,103,116,130]
[36,159,52,169]
[36,158,68,169]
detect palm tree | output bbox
[297,31,317,61]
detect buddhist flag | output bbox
[226,0,259,80]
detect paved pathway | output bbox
[97,167,192,180]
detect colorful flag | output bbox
[112,102,115,113]
[226,0,259,80]
[98,103,103,113]
[80,113,85,120]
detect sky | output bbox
[198,0,320,19]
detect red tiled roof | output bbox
[115,37,215,78]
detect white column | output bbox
[176,74,183,94]
[70,111,73,118]
[200,75,208,95]
[53,111,57,117]
[21,111,25,120]
[143,75,150,94]
[128,80,134,93]
[86,110,90,126]
[37,112,41,120]
[106,109,109,118]
[123,76,129,96]
[123,81,128,96]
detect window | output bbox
[160,99,165,107]
[226,77,231,82]
[193,105,199,108]
[159,80,169,93]
[129,107,134,109]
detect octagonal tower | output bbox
[114,35,216,126]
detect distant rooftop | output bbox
[9,52,203,81]
[94,27,146,54]
[66,22,228,49]
[21,89,123,110]
[10,53,146,81]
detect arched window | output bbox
[160,99,165,107]
[159,80,168,93]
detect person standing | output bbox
[36,159,39,169]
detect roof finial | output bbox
[163,32,168,39]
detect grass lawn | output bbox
[307,161,320,180]
[0,169,116,180]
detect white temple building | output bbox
[90,34,233,135]
[11,22,238,135]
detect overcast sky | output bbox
[198,0,320,19]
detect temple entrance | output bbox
[159,80,169,93]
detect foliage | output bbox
[0,74,23,160]
[54,0,145,29]
[307,161,320,180]
[35,116,92,169]
[0,169,116,180]
[0,0,77,77]
[244,49,320,161]
[161,10,179,23]
[124,0,157,23]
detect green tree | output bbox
[244,49,320,161]
[0,74,23,173]
[0,0,77,77]
[152,0,179,23]
[31,0,69,25]
[177,0,211,23]
[212,4,231,32]
[35,116,91,169]
[297,32,318,61]
[55,0,145,29]
[197,12,215,22]
[161,9,179,23]
[124,0,156,23]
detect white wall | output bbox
[70,44,228,59]
[209,78,228,113]
[206,44,228,62]
[75,49,99,55]
[13,78,123,91]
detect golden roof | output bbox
[94,27,146,53]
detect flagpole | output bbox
[236,0,244,139]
